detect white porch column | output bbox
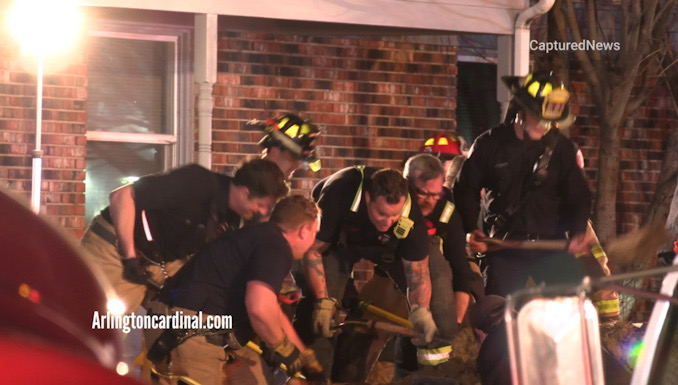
[194,13,217,169]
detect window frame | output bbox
[85,19,194,166]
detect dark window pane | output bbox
[87,37,172,134]
[457,62,500,143]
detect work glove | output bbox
[261,335,329,382]
[297,349,329,383]
[122,257,150,285]
[409,306,437,346]
[312,298,337,338]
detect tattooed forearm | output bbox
[303,240,330,298]
[403,256,432,309]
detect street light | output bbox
[7,0,82,214]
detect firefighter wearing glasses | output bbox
[454,70,593,297]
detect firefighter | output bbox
[454,70,593,297]
[150,195,327,385]
[80,158,289,316]
[294,167,435,381]
[247,113,322,310]
[388,153,486,377]
[420,131,464,176]
[404,153,484,324]
[248,113,321,179]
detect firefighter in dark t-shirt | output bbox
[80,158,289,315]
[156,195,326,384]
[295,167,435,380]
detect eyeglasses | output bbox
[413,186,444,200]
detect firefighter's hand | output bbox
[261,336,328,381]
[312,298,336,338]
[122,257,150,285]
[467,230,489,254]
[286,349,330,384]
[409,306,437,346]
[261,334,301,374]
[568,233,589,255]
[298,349,329,383]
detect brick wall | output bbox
[0,39,87,238]
[211,32,458,189]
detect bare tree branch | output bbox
[564,0,604,107]
[586,0,605,75]
[638,0,659,62]
[623,0,642,64]
[621,0,630,55]
[552,0,570,45]
[656,57,678,78]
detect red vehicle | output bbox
[0,187,141,384]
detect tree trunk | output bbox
[594,119,621,243]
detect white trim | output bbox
[80,0,525,35]
[457,55,497,64]
[88,30,179,42]
[86,131,177,144]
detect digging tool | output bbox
[355,301,455,345]
[357,300,412,328]
[332,319,454,345]
[477,236,568,252]
[605,219,672,266]
[477,219,671,266]
[150,366,201,385]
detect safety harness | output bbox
[339,166,413,263]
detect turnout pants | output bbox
[80,214,188,314]
[485,248,585,297]
[151,307,275,385]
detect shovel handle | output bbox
[335,320,454,345]
[358,301,412,328]
[478,237,568,251]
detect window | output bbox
[456,61,500,144]
[85,20,192,224]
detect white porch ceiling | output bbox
[80,0,528,35]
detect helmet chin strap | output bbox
[520,115,552,142]
[521,119,531,142]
